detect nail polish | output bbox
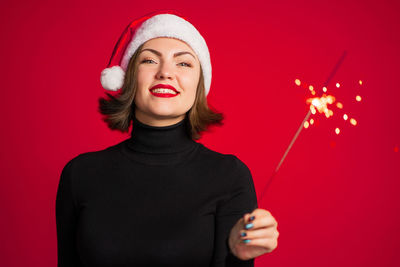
[240,232,247,237]
[242,239,251,244]
[245,223,254,230]
[249,216,255,221]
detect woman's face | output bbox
[134,37,201,126]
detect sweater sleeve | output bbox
[211,155,258,267]
[55,158,83,267]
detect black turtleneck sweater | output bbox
[56,116,258,267]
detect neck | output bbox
[127,115,196,154]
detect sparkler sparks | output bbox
[306,94,336,118]
[297,79,363,132]
[301,88,361,130]
[350,118,357,126]
[256,51,364,208]
[256,50,364,207]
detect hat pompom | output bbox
[100,66,125,91]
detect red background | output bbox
[1,0,399,266]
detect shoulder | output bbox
[60,141,124,174]
[198,144,258,214]
[196,143,251,175]
[196,143,255,190]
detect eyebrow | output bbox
[140,48,197,60]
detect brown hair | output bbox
[98,43,224,140]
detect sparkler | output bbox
[255,51,350,208]
[301,76,361,134]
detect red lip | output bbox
[149,84,179,93]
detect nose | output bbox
[156,62,174,80]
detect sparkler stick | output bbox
[255,50,347,209]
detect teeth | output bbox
[151,88,177,94]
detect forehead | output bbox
[141,37,196,55]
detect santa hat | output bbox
[100,10,212,96]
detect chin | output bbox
[150,111,180,119]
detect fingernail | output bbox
[249,216,255,221]
[245,223,254,230]
[240,232,247,237]
[242,239,251,244]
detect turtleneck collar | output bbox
[126,115,197,154]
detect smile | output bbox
[150,88,180,98]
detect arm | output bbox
[55,159,82,267]
[211,155,258,267]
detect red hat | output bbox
[100,10,212,96]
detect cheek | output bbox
[182,81,198,108]
[180,70,200,92]
[136,69,148,86]
[136,69,154,97]
[137,65,157,82]
[133,71,148,104]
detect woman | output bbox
[56,11,279,267]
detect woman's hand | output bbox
[228,208,279,261]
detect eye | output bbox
[141,59,155,64]
[178,62,192,67]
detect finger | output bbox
[243,208,266,224]
[239,227,279,240]
[243,208,276,225]
[243,212,277,231]
[240,237,279,252]
[251,209,277,223]
[242,213,255,224]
